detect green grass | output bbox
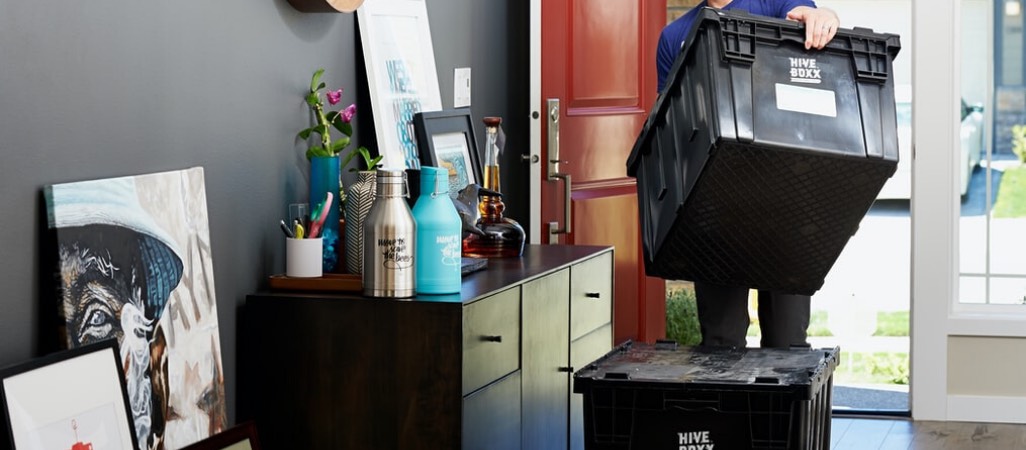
[665,288,702,346]
[994,165,1026,218]
[834,351,909,385]
[808,310,832,337]
[874,311,909,336]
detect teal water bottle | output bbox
[413,166,462,294]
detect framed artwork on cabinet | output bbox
[357,0,443,171]
[413,108,482,199]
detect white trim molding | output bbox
[528,0,542,244]
[948,315,1026,338]
[911,0,1026,424]
[910,0,959,422]
[948,396,1026,423]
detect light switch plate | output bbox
[454,67,471,108]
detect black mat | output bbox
[833,385,909,412]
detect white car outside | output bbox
[876,85,984,200]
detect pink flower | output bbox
[326,89,343,105]
[341,104,357,123]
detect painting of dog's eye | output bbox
[87,309,110,327]
[77,300,116,343]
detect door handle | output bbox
[547,99,564,177]
[547,98,571,242]
[548,173,571,235]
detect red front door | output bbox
[540,0,666,343]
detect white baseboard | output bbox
[946,395,1026,423]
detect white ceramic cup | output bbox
[286,237,323,278]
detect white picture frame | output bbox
[357,0,443,171]
[0,340,138,450]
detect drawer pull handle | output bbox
[585,292,601,298]
[558,366,575,373]
[481,335,503,343]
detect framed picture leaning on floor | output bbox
[180,421,261,450]
[0,339,138,450]
[44,167,227,449]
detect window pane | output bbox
[959,275,987,304]
[990,277,1026,304]
[990,213,1026,274]
[958,214,988,273]
[958,0,1026,304]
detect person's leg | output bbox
[694,282,751,347]
[757,291,811,348]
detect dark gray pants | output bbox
[694,282,810,348]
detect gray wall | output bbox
[0,0,527,428]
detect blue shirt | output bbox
[657,0,817,92]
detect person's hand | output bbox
[786,6,840,50]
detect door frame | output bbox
[912,0,1026,423]
[529,0,542,245]
[909,0,956,418]
[528,0,666,344]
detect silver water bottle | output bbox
[362,169,416,298]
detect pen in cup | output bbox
[279,219,295,238]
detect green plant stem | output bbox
[314,101,331,154]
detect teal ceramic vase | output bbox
[309,155,341,272]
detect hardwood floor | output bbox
[832,417,1026,449]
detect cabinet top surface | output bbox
[250,244,612,305]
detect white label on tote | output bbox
[775,83,837,118]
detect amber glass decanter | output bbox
[462,117,526,258]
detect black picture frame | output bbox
[0,339,139,450]
[180,421,261,450]
[413,108,483,198]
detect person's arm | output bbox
[656,31,676,93]
[786,6,840,50]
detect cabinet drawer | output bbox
[570,251,613,341]
[463,287,521,395]
[463,371,521,450]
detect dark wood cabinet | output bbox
[522,269,571,450]
[239,245,613,450]
[521,251,614,450]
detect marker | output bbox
[280,219,295,238]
